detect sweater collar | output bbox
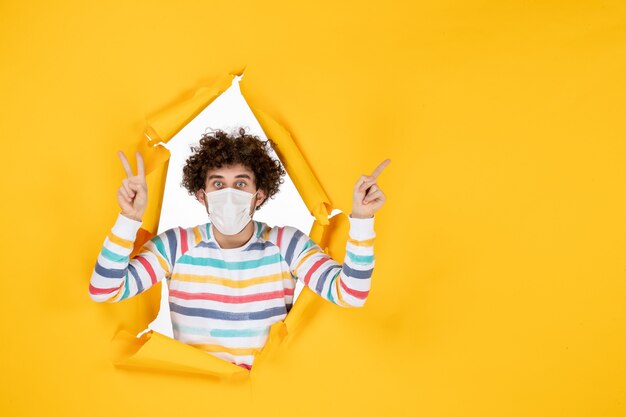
[202,220,265,248]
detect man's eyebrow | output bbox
[206,173,252,180]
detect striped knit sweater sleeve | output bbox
[276,215,375,308]
[89,213,175,302]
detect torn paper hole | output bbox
[108,71,340,377]
[143,76,316,338]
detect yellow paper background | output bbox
[1,1,626,416]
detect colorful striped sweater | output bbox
[89,213,376,369]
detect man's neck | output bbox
[212,221,255,249]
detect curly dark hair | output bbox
[181,128,286,210]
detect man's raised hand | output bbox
[351,159,390,219]
[116,151,148,222]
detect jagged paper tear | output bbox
[109,71,342,378]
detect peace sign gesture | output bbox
[351,159,391,219]
[116,151,148,222]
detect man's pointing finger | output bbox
[371,159,391,178]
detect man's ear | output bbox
[254,189,266,209]
[196,189,206,205]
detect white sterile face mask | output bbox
[203,188,257,235]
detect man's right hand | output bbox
[117,151,147,222]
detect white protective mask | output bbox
[203,188,258,235]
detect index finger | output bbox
[118,151,134,178]
[371,159,391,178]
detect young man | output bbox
[89,128,389,370]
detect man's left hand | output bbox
[351,159,391,219]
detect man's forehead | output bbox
[206,164,254,178]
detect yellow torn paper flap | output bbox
[111,329,249,379]
[247,107,332,225]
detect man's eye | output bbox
[214,181,223,188]
[236,181,246,188]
